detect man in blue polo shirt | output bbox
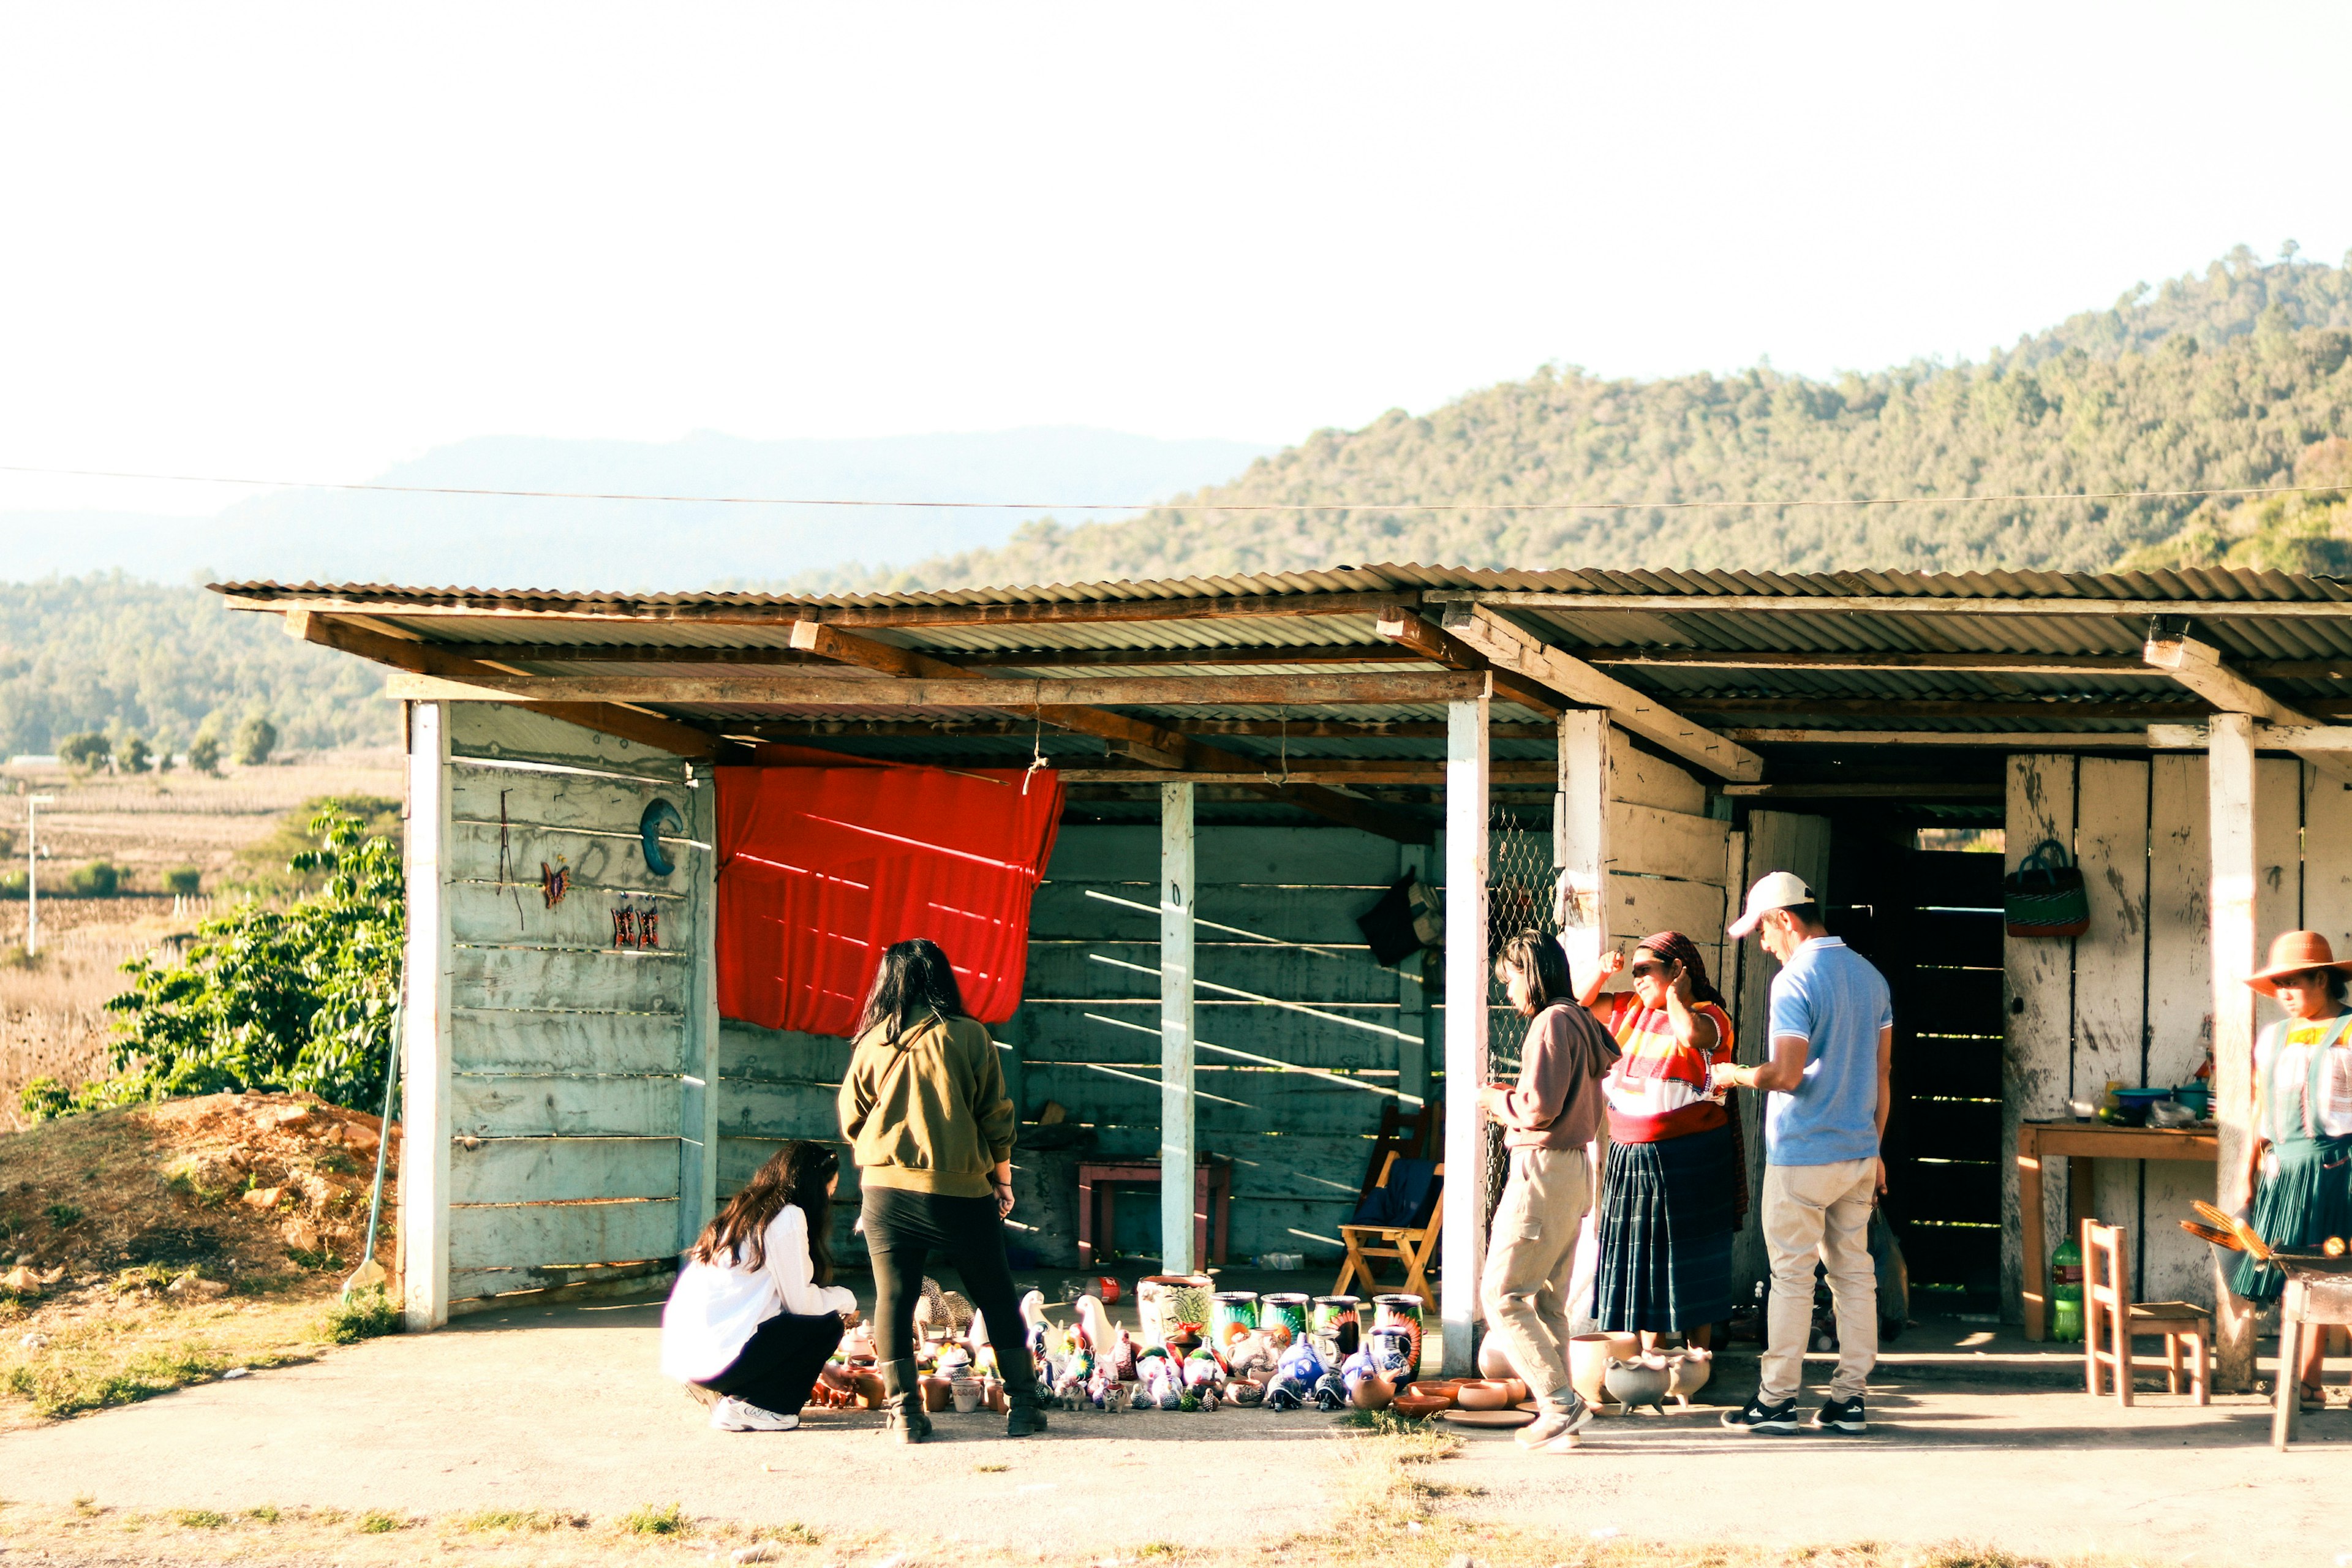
[1711,870,1893,1435]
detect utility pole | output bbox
[25,794,55,957]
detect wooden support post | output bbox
[2208,711,2260,1390]
[1441,691,1491,1376]
[400,701,454,1332]
[679,763,721,1240]
[1160,781,1197,1275]
[1396,843,1431,1107]
[1554,712,1611,982]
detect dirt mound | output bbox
[1,1091,403,1424]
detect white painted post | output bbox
[1553,712,1611,982]
[1441,688,1491,1376]
[2207,711,2260,1389]
[400,701,455,1332]
[680,766,722,1242]
[1160,780,1197,1276]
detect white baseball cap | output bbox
[1726,870,1817,938]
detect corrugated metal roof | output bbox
[215,563,2352,752]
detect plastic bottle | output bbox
[2050,1235,2084,1342]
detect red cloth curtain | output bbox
[715,763,1063,1036]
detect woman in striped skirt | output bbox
[1580,931,1742,1348]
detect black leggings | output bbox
[694,1308,845,1415]
[861,1186,1037,1395]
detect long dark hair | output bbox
[1493,930,1575,1018]
[1635,930,1726,1008]
[856,938,967,1041]
[688,1140,837,1282]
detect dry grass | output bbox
[0,1494,2121,1568]
[0,909,186,1131]
[0,1091,399,1427]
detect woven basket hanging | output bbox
[2004,837,2090,938]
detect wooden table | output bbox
[1077,1158,1232,1270]
[2017,1120,2219,1341]
[2272,1267,2352,1449]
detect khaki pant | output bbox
[1479,1145,1589,1406]
[1760,1157,1879,1404]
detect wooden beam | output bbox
[234,587,1412,630]
[1574,646,2155,674]
[1439,692,1490,1377]
[958,643,1419,669]
[1160,780,1196,1275]
[1727,728,2152,748]
[1427,590,2352,619]
[1373,608,1567,718]
[733,718,1559,741]
[430,642,826,667]
[380,668,1496,710]
[785,620,1435,842]
[2145,631,2352,783]
[287,611,723,760]
[1436,603,1765,782]
[1683,697,2205,719]
[1717,782,2005,799]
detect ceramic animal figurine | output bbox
[1265,1339,1325,1410]
[1076,1294,1117,1359]
[1111,1328,1142,1384]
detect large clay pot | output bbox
[1477,1334,1518,1380]
[1137,1274,1215,1349]
[851,1370,887,1409]
[1371,1294,1426,1373]
[921,1374,955,1412]
[1261,1292,1312,1344]
[1566,1333,1624,1407]
[1666,1347,1713,1404]
[1603,1355,1673,1412]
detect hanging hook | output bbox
[1022,705,1049,796]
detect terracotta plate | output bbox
[1439,1408,1534,1428]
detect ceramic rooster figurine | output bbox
[1017,1289,1055,1394]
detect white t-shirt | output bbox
[659,1205,856,1384]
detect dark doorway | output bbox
[1826,818,2007,1315]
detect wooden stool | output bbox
[2271,1272,2352,1450]
[2083,1219,2211,1405]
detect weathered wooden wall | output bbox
[424,704,716,1308]
[1999,751,2317,1320]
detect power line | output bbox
[2,461,2347,514]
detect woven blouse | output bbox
[1601,992,1736,1144]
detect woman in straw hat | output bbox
[2235,929,2352,1410]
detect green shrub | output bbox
[235,714,277,767]
[616,1503,690,1537]
[356,1510,404,1534]
[57,731,110,771]
[26,809,402,1121]
[188,733,222,776]
[116,734,153,774]
[317,1288,401,1344]
[45,1202,81,1227]
[164,867,203,897]
[67,861,120,897]
[175,1510,227,1529]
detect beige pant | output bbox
[1760,1157,1879,1404]
[1479,1145,1589,1406]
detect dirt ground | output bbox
[1,1289,2343,1568]
[0,1092,400,1426]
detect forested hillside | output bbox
[832,248,2352,590]
[0,576,390,758]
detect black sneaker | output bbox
[1812,1396,1867,1433]
[1720,1396,1800,1434]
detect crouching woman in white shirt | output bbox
[662,1140,859,1431]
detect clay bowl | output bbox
[1499,1377,1530,1404]
[1665,1348,1713,1403]
[1455,1380,1514,1411]
[1404,1379,1464,1408]
[1392,1392,1449,1421]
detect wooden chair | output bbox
[2083,1218,2211,1406]
[1353,1099,1439,1210]
[1333,1153,1444,1308]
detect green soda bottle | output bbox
[2049,1235,2084,1342]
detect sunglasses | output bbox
[1629,960,1673,979]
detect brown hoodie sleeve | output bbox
[964,1020,1016,1164]
[1496,1002,1619,1150]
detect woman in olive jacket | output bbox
[837,938,1046,1441]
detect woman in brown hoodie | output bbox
[837,938,1047,1441]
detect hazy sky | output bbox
[4,3,2350,517]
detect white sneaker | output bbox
[710,1396,799,1432]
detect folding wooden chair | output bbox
[2083,1218,2210,1406]
[1353,1099,1439,1210]
[1333,1153,1444,1309]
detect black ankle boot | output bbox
[881,1358,932,1444]
[1005,1373,1048,1437]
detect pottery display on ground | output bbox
[1455,1379,1513,1411]
[1603,1355,1673,1412]
[1404,1379,1464,1407]
[1212,1291,1261,1346]
[1312,1295,1362,1357]
[1392,1392,1449,1420]
[1567,1332,1637,1407]
[1137,1274,1216,1349]
[1372,1294,1427,1373]
[1348,1368,1396,1411]
[1261,1292,1312,1345]
[1665,1347,1713,1404]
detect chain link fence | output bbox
[1483,804,1558,1229]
